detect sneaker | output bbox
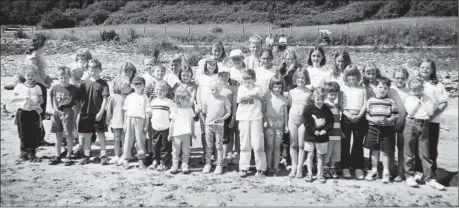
[406,177,419,188]
[317,174,326,183]
[414,172,424,182]
[394,175,404,182]
[170,163,179,174]
[342,169,351,178]
[64,158,74,166]
[305,174,313,182]
[100,155,109,165]
[355,169,364,180]
[148,160,158,170]
[202,164,212,173]
[382,172,390,184]
[426,180,446,191]
[48,156,61,165]
[156,161,166,171]
[109,156,120,164]
[239,170,248,178]
[255,170,266,177]
[138,160,147,169]
[295,169,304,178]
[288,169,297,178]
[78,157,90,165]
[182,165,190,174]
[59,149,68,158]
[330,168,339,179]
[73,149,85,159]
[214,165,223,175]
[279,158,287,167]
[323,167,331,179]
[365,170,379,181]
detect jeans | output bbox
[150,128,171,165]
[238,119,267,171]
[340,115,368,170]
[205,124,224,165]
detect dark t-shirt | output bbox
[303,104,334,143]
[80,79,110,114]
[50,84,80,110]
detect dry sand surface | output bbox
[1,49,458,206]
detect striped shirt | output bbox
[150,97,177,131]
[366,97,399,126]
[325,103,341,140]
[144,80,175,101]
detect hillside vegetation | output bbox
[1,0,457,29]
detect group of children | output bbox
[12,34,448,190]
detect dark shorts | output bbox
[78,113,108,133]
[51,108,74,135]
[364,125,395,153]
[223,116,233,144]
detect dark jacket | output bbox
[303,104,334,143]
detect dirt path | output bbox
[1,75,458,206]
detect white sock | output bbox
[100,150,106,156]
[372,167,378,172]
[84,150,90,157]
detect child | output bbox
[307,46,329,88]
[147,81,176,171]
[78,59,110,165]
[217,68,237,168]
[418,59,448,179]
[164,55,182,92]
[264,75,288,176]
[403,78,445,190]
[304,87,334,183]
[12,65,43,161]
[228,49,246,84]
[325,50,351,87]
[196,41,227,81]
[287,68,311,178]
[340,65,367,179]
[177,65,198,110]
[245,34,263,70]
[69,64,85,156]
[169,87,195,174]
[142,57,156,88]
[323,81,342,179]
[389,68,410,182]
[118,76,150,169]
[362,63,382,98]
[196,57,219,163]
[48,66,81,166]
[255,49,275,96]
[364,77,398,184]
[74,49,93,81]
[280,48,303,92]
[106,79,132,164]
[236,69,267,177]
[119,62,137,84]
[202,79,231,174]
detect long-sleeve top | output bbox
[303,104,334,143]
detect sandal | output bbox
[317,174,326,183]
[305,174,313,182]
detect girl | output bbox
[418,59,448,176]
[325,50,351,88]
[119,62,137,84]
[307,46,329,88]
[177,66,198,109]
[364,77,399,184]
[106,78,131,164]
[74,49,93,81]
[196,41,227,81]
[362,63,382,98]
[303,87,334,183]
[245,34,263,70]
[340,65,368,180]
[201,79,231,174]
[228,49,246,85]
[264,75,288,176]
[287,68,311,178]
[389,68,410,182]
[255,49,275,97]
[164,55,182,92]
[196,58,219,163]
[280,47,303,92]
[169,87,196,174]
[12,65,43,161]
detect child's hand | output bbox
[95,112,103,121]
[229,119,235,128]
[314,130,320,136]
[263,121,268,128]
[191,135,197,140]
[168,135,173,142]
[320,130,326,135]
[284,126,289,133]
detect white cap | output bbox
[218,67,231,74]
[229,49,244,58]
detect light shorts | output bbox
[304,141,328,155]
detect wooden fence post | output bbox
[242,25,245,35]
[346,24,349,34]
[1,26,4,34]
[188,26,191,35]
[290,25,292,36]
[32,27,36,34]
[381,22,384,30]
[143,27,146,34]
[317,25,319,35]
[164,26,167,36]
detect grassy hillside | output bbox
[1,0,457,29]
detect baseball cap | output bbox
[229,49,244,58]
[131,76,145,85]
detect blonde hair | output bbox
[70,63,84,80]
[155,80,168,91]
[408,78,424,91]
[308,87,327,105]
[209,78,222,93]
[174,87,192,107]
[57,66,71,77]
[75,49,93,63]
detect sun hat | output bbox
[205,55,218,62]
[229,49,244,59]
[131,76,145,85]
[249,34,263,44]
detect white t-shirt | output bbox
[164,73,180,89]
[170,107,194,136]
[196,58,224,81]
[279,36,287,44]
[255,66,275,96]
[123,93,151,118]
[150,97,177,130]
[12,83,42,113]
[423,82,448,123]
[404,95,436,120]
[245,56,260,70]
[308,66,330,88]
[266,37,274,46]
[229,66,245,84]
[236,85,263,121]
[197,73,218,107]
[142,73,155,89]
[324,71,345,88]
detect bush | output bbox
[39,9,77,29]
[60,30,80,42]
[134,37,179,59]
[211,26,223,34]
[126,28,138,42]
[100,29,119,42]
[13,28,28,39]
[90,9,110,25]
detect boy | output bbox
[323,81,342,179]
[142,57,156,89]
[218,68,237,167]
[147,81,176,171]
[164,55,181,92]
[403,78,445,190]
[48,66,80,166]
[236,69,267,177]
[245,34,263,70]
[78,59,110,165]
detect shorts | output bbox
[223,116,233,144]
[364,125,395,153]
[265,116,284,138]
[78,113,108,133]
[304,141,328,155]
[50,108,74,135]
